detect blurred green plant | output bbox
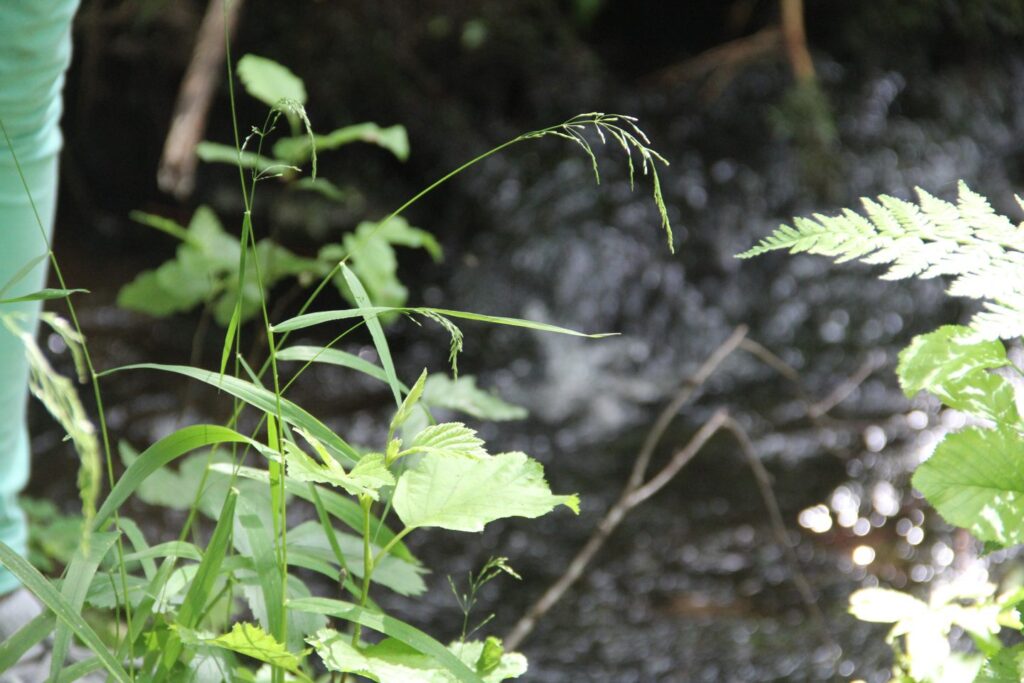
[742,182,1024,681]
[118,53,428,326]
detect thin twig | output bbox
[808,350,885,418]
[506,326,871,652]
[627,325,748,492]
[721,416,836,652]
[504,409,729,651]
[157,0,245,199]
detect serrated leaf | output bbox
[913,425,1024,545]
[394,451,578,532]
[285,444,394,501]
[897,325,1018,424]
[974,644,1024,683]
[406,423,488,460]
[204,622,306,675]
[237,54,307,107]
[308,632,525,683]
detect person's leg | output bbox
[0,0,80,596]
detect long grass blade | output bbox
[0,288,87,305]
[0,611,55,672]
[0,543,131,683]
[92,424,262,532]
[339,265,403,408]
[100,366,359,465]
[273,305,614,339]
[48,532,120,681]
[277,345,407,390]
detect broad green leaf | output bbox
[285,444,394,501]
[284,600,483,683]
[309,633,525,682]
[94,425,261,532]
[0,543,132,683]
[422,375,526,421]
[391,370,428,433]
[237,54,307,106]
[405,423,487,460]
[975,644,1024,682]
[103,364,359,465]
[913,425,1024,545]
[0,288,87,305]
[898,326,1018,424]
[119,442,233,516]
[394,451,579,532]
[274,123,410,164]
[204,623,307,676]
[207,463,417,564]
[293,177,357,203]
[287,521,426,596]
[234,491,285,645]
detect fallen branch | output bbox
[721,415,834,649]
[505,327,869,651]
[505,326,748,650]
[157,0,245,199]
[504,408,730,651]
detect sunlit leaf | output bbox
[394,451,578,532]
[405,423,488,460]
[897,325,1018,425]
[913,425,1024,545]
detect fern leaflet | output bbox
[739,181,1024,340]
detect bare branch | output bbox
[157,0,246,199]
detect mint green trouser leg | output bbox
[0,0,79,595]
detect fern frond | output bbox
[739,181,1024,340]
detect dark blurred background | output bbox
[27,1,1024,680]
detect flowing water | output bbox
[26,8,1024,680]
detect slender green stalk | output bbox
[0,117,137,679]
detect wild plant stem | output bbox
[353,496,374,645]
[0,117,137,679]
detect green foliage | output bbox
[743,183,1024,680]
[237,54,307,109]
[118,206,322,325]
[308,630,526,683]
[739,181,1024,340]
[2,49,677,682]
[21,498,82,573]
[393,450,579,532]
[849,577,1021,681]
